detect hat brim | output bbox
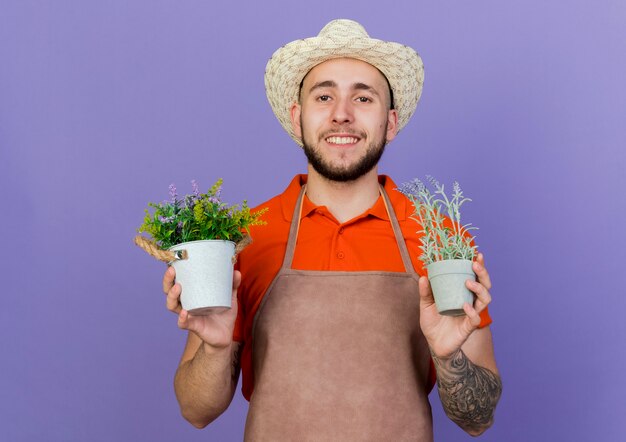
[265,35,424,147]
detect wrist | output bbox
[429,345,462,362]
[201,340,232,356]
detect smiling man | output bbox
[163,19,502,440]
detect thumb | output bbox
[418,276,436,310]
[177,309,192,330]
[232,270,242,291]
[231,270,242,309]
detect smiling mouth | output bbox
[325,136,360,145]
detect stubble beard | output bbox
[301,120,388,183]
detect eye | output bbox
[356,96,372,103]
[317,95,331,102]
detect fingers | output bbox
[463,253,491,324]
[473,253,492,290]
[418,276,436,309]
[232,270,242,291]
[163,266,176,294]
[469,253,493,314]
[166,280,182,314]
[163,266,182,314]
[462,302,482,330]
[177,309,191,330]
[477,252,486,266]
[230,270,242,309]
[465,278,492,314]
[177,309,209,333]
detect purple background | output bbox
[1,1,625,441]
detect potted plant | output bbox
[134,179,267,315]
[398,176,478,316]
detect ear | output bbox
[290,102,302,139]
[385,109,399,143]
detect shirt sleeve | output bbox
[479,305,492,328]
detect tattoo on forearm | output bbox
[432,349,502,433]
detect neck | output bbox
[305,166,381,223]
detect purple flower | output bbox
[426,175,441,189]
[168,184,177,202]
[398,178,425,197]
[159,215,175,223]
[209,196,220,204]
[191,180,200,197]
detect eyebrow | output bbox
[353,82,380,97]
[308,80,337,93]
[308,80,381,97]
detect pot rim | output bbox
[169,239,236,250]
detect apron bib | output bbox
[245,186,433,441]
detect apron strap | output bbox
[379,184,416,274]
[281,183,415,274]
[281,185,307,270]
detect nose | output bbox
[331,97,354,124]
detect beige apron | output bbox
[244,186,433,442]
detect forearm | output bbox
[174,341,240,428]
[432,348,502,436]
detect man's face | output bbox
[290,58,398,182]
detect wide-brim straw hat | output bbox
[265,19,424,147]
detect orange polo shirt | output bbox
[234,174,491,401]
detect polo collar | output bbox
[280,174,407,222]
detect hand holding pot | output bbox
[163,266,241,350]
[418,253,493,358]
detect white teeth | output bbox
[326,136,358,145]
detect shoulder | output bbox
[380,175,416,222]
[245,193,287,245]
[239,175,304,261]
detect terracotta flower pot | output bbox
[426,259,476,316]
[169,240,235,315]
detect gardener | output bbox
[163,19,502,440]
